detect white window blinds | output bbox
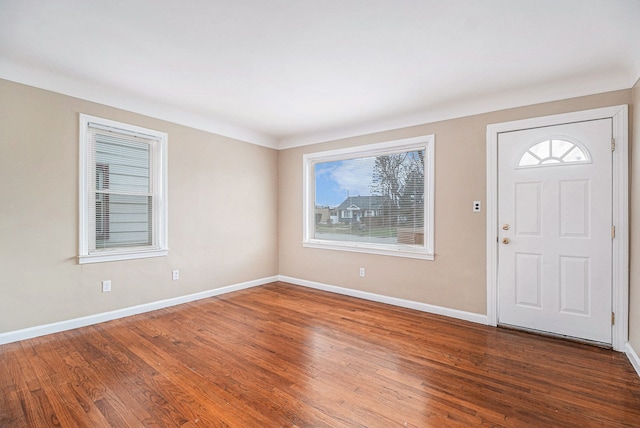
[89,126,158,249]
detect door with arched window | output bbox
[497,118,612,344]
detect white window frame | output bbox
[303,135,435,260]
[79,114,168,264]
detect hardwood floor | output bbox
[1,282,639,427]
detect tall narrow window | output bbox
[303,135,435,260]
[79,114,168,264]
[95,163,110,241]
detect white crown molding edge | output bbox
[276,79,635,150]
[3,58,635,152]
[278,275,489,325]
[0,276,278,345]
[0,59,277,149]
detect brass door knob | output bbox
[502,238,510,244]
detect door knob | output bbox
[502,238,510,244]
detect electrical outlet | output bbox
[172,270,179,281]
[102,280,111,293]
[473,201,481,212]
[359,267,365,277]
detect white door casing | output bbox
[498,120,612,344]
[486,105,629,351]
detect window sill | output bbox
[78,248,168,264]
[302,240,434,260]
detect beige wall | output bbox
[279,90,632,316]
[630,79,640,351]
[0,79,279,333]
[1,75,636,347]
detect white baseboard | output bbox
[278,275,489,325]
[4,273,636,381]
[0,276,278,345]
[625,342,640,377]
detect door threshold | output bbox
[498,324,612,349]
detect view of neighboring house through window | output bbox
[303,136,434,260]
[94,136,152,249]
[79,114,168,264]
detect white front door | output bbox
[497,118,612,344]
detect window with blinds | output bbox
[79,114,168,264]
[303,135,435,260]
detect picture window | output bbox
[303,136,434,260]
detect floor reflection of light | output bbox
[291,320,440,427]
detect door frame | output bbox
[486,105,629,351]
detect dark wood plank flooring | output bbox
[1,281,639,427]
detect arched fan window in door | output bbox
[517,138,591,168]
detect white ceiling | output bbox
[1,0,639,149]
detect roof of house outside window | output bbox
[336,195,388,211]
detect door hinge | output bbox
[611,226,616,238]
[612,312,615,325]
[611,138,616,152]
